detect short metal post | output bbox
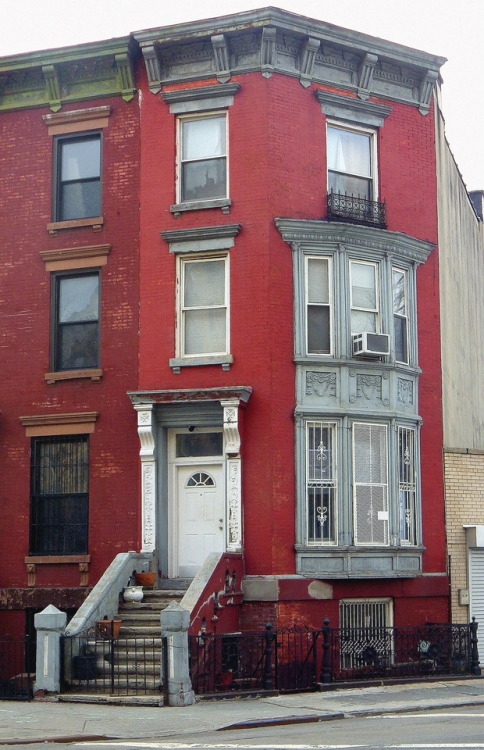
[470,617,481,675]
[320,617,332,684]
[263,622,275,690]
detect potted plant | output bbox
[96,618,122,639]
[134,571,156,588]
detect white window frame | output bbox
[176,253,230,359]
[305,255,333,356]
[305,421,338,545]
[352,422,389,546]
[350,259,380,335]
[176,111,229,205]
[326,121,378,201]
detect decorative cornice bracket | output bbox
[261,27,277,78]
[357,52,378,100]
[211,34,231,83]
[418,69,439,115]
[115,53,135,101]
[42,64,61,112]
[299,37,320,88]
[142,44,162,94]
[221,398,241,457]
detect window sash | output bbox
[180,256,229,356]
[55,134,101,221]
[327,124,374,200]
[398,426,417,544]
[393,267,409,363]
[306,256,332,354]
[306,422,337,544]
[53,272,100,371]
[350,260,379,334]
[30,436,89,555]
[353,423,389,546]
[179,114,228,203]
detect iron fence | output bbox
[0,635,33,700]
[327,190,387,228]
[189,619,480,696]
[62,624,167,698]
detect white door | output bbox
[176,463,225,578]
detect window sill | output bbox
[45,368,103,384]
[169,355,233,374]
[170,199,231,217]
[47,216,104,235]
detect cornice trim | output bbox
[315,90,392,127]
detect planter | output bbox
[123,585,144,602]
[96,619,122,639]
[134,571,156,588]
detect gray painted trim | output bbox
[316,90,391,127]
[296,549,423,578]
[161,223,241,253]
[170,199,232,215]
[169,354,233,371]
[162,83,240,113]
[275,218,434,265]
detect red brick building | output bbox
[0,8,449,644]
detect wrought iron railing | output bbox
[189,619,480,695]
[0,635,33,701]
[62,624,168,698]
[327,190,387,228]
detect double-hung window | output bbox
[327,124,374,200]
[53,271,100,371]
[350,260,379,334]
[179,114,227,203]
[179,255,229,357]
[306,422,337,544]
[392,268,408,363]
[306,256,332,355]
[30,435,89,555]
[54,133,101,221]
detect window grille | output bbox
[398,427,417,544]
[306,422,336,543]
[353,423,388,545]
[30,435,89,555]
[339,598,394,670]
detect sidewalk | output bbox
[0,679,483,744]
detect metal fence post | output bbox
[470,617,481,675]
[263,622,275,690]
[320,617,332,684]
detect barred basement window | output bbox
[306,422,337,544]
[398,427,417,544]
[30,435,89,555]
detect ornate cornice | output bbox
[128,387,252,406]
[134,7,445,112]
[0,38,137,112]
[275,218,434,265]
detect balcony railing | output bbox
[327,190,387,228]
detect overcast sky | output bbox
[1,0,482,191]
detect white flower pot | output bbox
[123,585,144,602]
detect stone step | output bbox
[119,612,168,622]
[59,694,162,706]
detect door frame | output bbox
[167,427,225,578]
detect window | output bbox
[327,124,374,200]
[393,268,408,363]
[53,272,99,371]
[353,423,388,546]
[350,260,379,334]
[178,114,227,203]
[306,257,332,354]
[179,256,228,357]
[398,426,417,545]
[30,435,89,555]
[306,422,337,544]
[54,133,101,221]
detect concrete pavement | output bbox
[0,678,484,744]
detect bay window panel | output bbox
[393,268,408,363]
[307,306,330,353]
[398,427,417,544]
[353,423,389,546]
[306,257,331,354]
[350,261,378,334]
[306,422,336,544]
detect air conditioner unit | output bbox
[352,332,390,357]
